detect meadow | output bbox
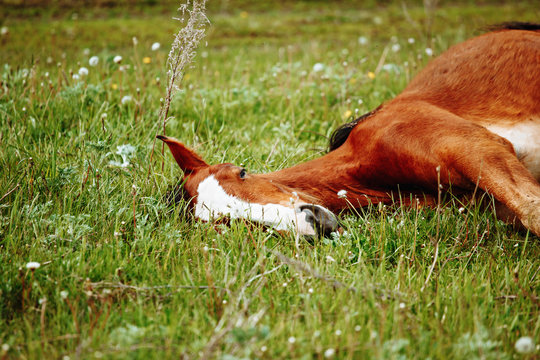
[0,0,539,358]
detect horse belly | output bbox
[486,121,540,180]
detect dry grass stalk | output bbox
[147,0,210,175]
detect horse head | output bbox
[158,135,338,236]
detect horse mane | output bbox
[486,22,540,32]
[328,108,378,152]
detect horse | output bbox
[158,23,540,237]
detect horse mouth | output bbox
[295,204,339,236]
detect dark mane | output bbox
[328,109,377,152]
[487,22,540,32]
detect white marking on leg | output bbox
[194,175,318,235]
[486,121,540,180]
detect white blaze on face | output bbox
[194,175,317,235]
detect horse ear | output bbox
[157,135,208,174]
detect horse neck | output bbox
[258,144,391,211]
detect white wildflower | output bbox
[78,67,89,76]
[313,63,325,72]
[326,255,336,263]
[425,48,433,56]
[399,302,406,309]
[288,336,296,344]
[1,26,8,36]
[515,336,535,354]
[113,55,122,64]
[458,207,465,213]
[121,95,132,105]
[335,329,342,336]
[72,74,80,80]
[109,144,136,168]
[83,48,90,56]
[89,56,99,66]
[391,43,401,52]
[308,288,314,294]
[60,290,69,299]
[132,36,138,45]
[26,262,40,270]
[354,325,361,332]
[260,345,267,352]
[358,36,368,45]
[2,343,9,352]
[151,42,161,51]
[408,37,415,44]
[337,189,347,199]
[324,348,336,358]
[314,330,321,338]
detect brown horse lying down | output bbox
[159,23,540,237]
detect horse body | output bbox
[159,26,540,237]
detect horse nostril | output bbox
[298,204,338,236]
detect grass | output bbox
[1,1,539,358]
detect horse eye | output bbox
[239,169,247,179]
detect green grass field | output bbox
[1,1,539,358]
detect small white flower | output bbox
[121,95,132,105]
[89,56,99,66]
[39,297,47,304]
[337,189,347,199]
[203,245,209,252]
[515,336,535,354]
[282,282,288,287]
[308,288,314,294]
[324,348,336,358]
[60,290,69,299]
[408,37,415,44]
[391,43,401,52]
[354,325,361,332]
[132,36,138,46]
[288,336,296,344]
[26,262,41,270]
[72,74,80,80]
[2,343,9,352]
[335,329,342,336]
[358,36,368,45]
[425,48,433,57]
[113,55,123,64]
[1,26,8,36]
[399,302,406,309]
[114,231,121,237]
[78,67,89,76]
[151,42,161,51]
[83,48,90,56]
[326,255,336,263]
[313,63,325,72]
[222,299,227,304]
[260,345,267,352]
[458,207,465,213]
